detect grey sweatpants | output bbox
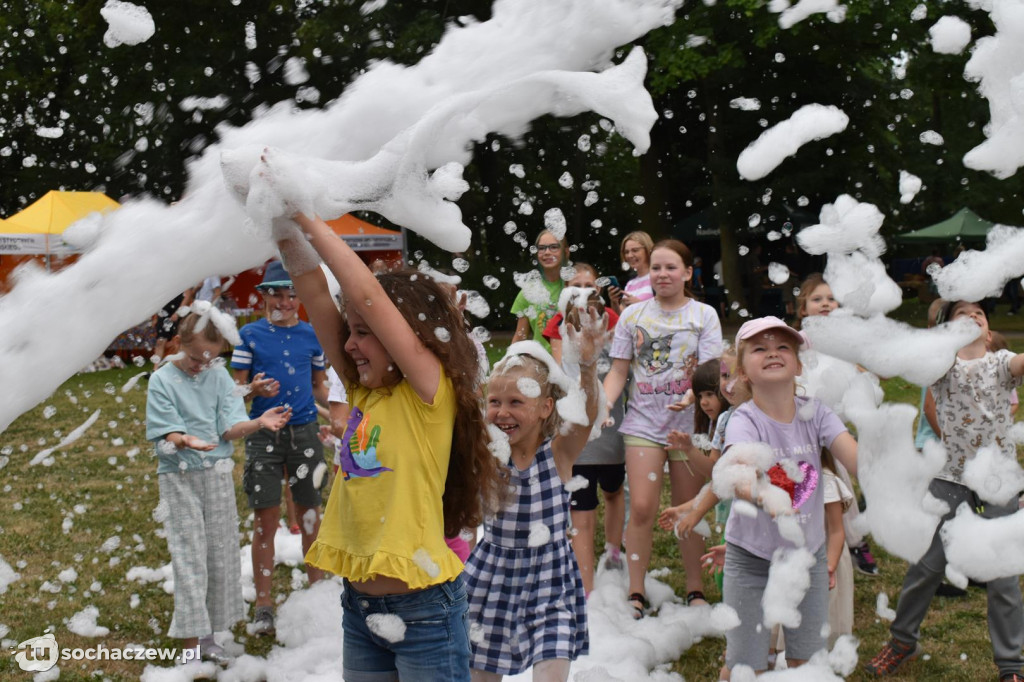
[160,466,244,638]
[890,478,1024,678]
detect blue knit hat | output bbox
[255,261,293,290]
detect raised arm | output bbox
[1011,352,1024,379]
[552,312,606,480]
[292,214,441,403]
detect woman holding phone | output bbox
[609,231,654,313]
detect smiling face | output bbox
[174,337,223,377]
[261,287,300,326]
[649,247,693,301]
[344,306,397,388]
[486,371,554,451]
[803,283,837,318]
[738,329,803,389]
[535,232,564,276]
[949,301,990,339]
[622,239,649,273]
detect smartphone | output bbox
[605,275,620,289]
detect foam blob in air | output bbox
[100,0,156,47]
[737,104,849,180]
[928,16,972,54]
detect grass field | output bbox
[1,334,1022,681]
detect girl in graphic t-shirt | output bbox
[603,239,723,617]
[715,316,858,680]
[276,212,508,682]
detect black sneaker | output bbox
[851,541,880,576]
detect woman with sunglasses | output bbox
[511,230,568,352]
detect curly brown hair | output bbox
[336,269,508,537]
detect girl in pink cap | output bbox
[714,316,858,679]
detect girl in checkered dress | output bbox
[466,309,607,682]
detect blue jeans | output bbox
[341,577,471,682]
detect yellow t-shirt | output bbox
[305,370,462,589]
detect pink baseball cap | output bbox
[735,315,809,349]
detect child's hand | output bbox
[250,372,281,398]
[667,389,695,412]
[701,544,726,574]
[258,406,292,432]
[666,430,693,452]
[564,307,609,366]
[658,503,688,531]
[673,508,705,539]
[181,434,216,451]
[317,424,337,446]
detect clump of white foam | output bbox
[366,614,407,643]
[796,194,885,259]
[876,592,896,621]
[823,252,902,317]
[68,606,110,637]
[768,0,847,29]
[762,547,816,628]
[412,548,440,579]
[802,311,979,386]
[928,16,972,54]
[899,170,922,204]
[0,555,20,594]
[942,503,1024,582]
[962,0,1024,178]
[846,403,948,563]
[100,0,155,48]
[30,408,102,467]
[961,444,1024,505]
[486,424,511,465]
[932,226,1024,302]
[565,475,590,492]
[528,522,552,547]
[737,104,849,180]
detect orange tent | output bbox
[226,214,405,313]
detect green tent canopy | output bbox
[896,207,996,243]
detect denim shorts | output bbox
[341,576,471,682]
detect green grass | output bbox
[2,342,1023,680]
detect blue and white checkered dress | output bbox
[465,439,588,674]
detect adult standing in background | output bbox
[608,230,654,313]
[511,229,568,352]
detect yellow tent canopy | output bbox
[0,190,120,256]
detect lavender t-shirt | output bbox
[723,397,847,560]
[610,298,722,442]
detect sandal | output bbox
[686,590,708,606]
[628,592,649,620]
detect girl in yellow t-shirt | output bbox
[279,213,507,682]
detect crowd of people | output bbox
[143,220,1024,682]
